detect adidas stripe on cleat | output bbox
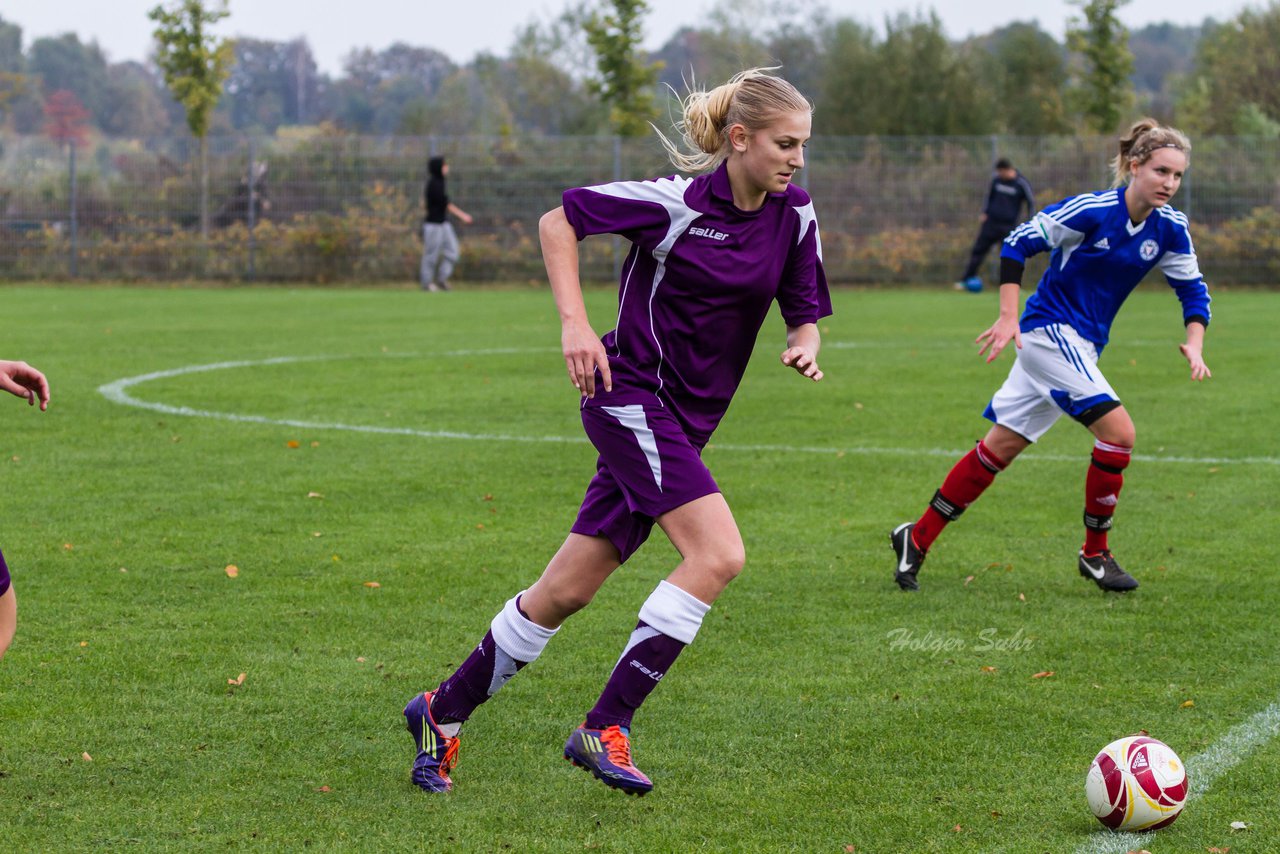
[404,690,460,793]
[563,724,653,795]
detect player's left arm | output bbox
[777,199,831,382]
[781,323,822,381]
[1179,321,1211,381]
[1157,221,1212,381]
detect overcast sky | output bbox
[3,0,1243,76]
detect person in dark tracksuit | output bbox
[957,158,1035,292]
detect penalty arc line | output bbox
[1074,700,1280,853]
[97,355,1280,467]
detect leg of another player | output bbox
[915,423,1028,551]
[892,423,1029,590]
[1082,406,1135,557]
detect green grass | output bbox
[1,283,1277,852]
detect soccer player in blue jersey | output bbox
[892,118,1211,593]
[0,358,51,660]
[403,69,831,795]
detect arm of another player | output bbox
[781,323,823,381]
[1179,321,1211,381]
[539,206,611,398]
[0,360,50,410]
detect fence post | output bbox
[69,143,78,278]
[247,137,257,281]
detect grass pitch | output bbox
[1,284,1277,852]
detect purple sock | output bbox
[0,548,10,597]
[431,630,526,723]
[584,620,686,731]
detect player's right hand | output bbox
[976,317,1022,363]
[561,321,612,399]
[0,359,50,410]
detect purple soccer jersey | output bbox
[562,161,832,448]
[0,548,9,597]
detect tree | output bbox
[0,15,22,73]
[43,89,91,147]
[149,0,233,238]
[330,43,455,133]
[1177,3,1280,134]
[27,33,112,128]
[583,0,661,136]
[819,12,994,135]
[101,61,172,137]
[1066,0,1135,133]
[222,37,321,131]
[978,22,1071,134]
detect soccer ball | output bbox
[1085,735,1188,831]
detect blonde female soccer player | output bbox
[404,69,830,795]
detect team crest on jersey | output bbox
[1139,239,1160,261]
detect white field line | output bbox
[97,355,1280,467]
[1074,701,1280,853]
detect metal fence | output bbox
[2,132,1278,285]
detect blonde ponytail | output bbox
[656,68,811,174]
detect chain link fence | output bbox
[2,132,1278,285]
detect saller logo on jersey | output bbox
[688,225,729,241]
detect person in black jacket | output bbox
[956,158,1035,292]
[420,156,473,292]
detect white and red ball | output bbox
[1085,736,1188,831]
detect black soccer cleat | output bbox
[1078,550,1139,592]
[890,522,926,591]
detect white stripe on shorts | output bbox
[603,404,663,492]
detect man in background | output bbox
[956,158,1035,293]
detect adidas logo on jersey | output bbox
[1093,238,1110,250]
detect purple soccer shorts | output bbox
[571,403,720,563]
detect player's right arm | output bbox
[539,207,610,399]
[976,282,1023,363]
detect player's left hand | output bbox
[780,346,823,381]
[1179,343,1211,381]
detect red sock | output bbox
[913,440,1007,551]
[1083,441,1131,554]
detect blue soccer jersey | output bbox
[1001,185,1211,352]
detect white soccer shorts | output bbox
[983,323,1120,442]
